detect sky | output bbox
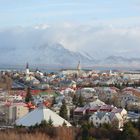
[0,0,140,27]
[0,0,140,65]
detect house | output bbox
[24,75,40,85]
[88,99,105,107]
[89,112,124,129]
[60,88,75,96]
[77,87,97,99]
[89,112,105,127]
[127,111,140,122]
[111,112,124,129]
[111,108,127,120]
[87,106,101,115]
[123,72,140,80]
[119,89,140,108]
[99,87,119,101]
[86,99,105,115]
[4,102,29,124]
[74,107,87,120]
[7,95,23,102]
[59,80,76,89]
[99,105,114,112]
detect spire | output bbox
[26,62,29,69]
[36,67,39,72]
[26,62,30,74]
[109,70,112,75]
[77,61,81,71]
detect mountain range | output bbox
[1,42,140,69]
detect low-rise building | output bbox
[89,111,124,129]
[4,102,29,124]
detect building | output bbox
[89,112,124,129]
[4,102,29,124]
[25,63,30,75]
[73,107,87,120]
[15,106,72,127]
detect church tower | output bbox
[77,61,81,74]
[26,62,30,74]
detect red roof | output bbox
[74,107,86,112]
[100,105,114,111]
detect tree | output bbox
[5,74,12,91]
[78,94,84,107]
[59,99,68,120]
[121,121,139,140]
[72,94,78,106]
[62,121,67,126]
[81,122,91,140]
[52,96,57,105]
[136,117,140,132]
[40,120,48,128]
[48,117,53,126]
[25,87,33,103]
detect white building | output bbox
[89,111,124,129]
[15,106,72,127]
[4,103,29,124]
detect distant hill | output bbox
[99,56,140,66]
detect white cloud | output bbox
[34,24,50,30]
[42,22,140,59]
[1,22,140,65]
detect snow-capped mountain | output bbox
[99,56,140,66]
[32,43,95,67]
[0,41,95,67]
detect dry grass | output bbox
[0,127,75,140]
[0,132,50,140]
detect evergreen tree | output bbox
[78,94,84,107]
[40,120,47,128]
[25,87,33,103]
[81,123,90,140]
[121,121,139,140]
[48,117,53,126]
[136,117,140,132]
[59,99,68,120]
[72,94,78,106]
[62,121,67,126]
[52,96,56,105]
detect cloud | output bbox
[40,22,140,59]
[0,22,140,65]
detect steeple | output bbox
[77,61,81,71]
[36,67,39,72]
[26,62,30,74]
[109,70,112,75]
[26,62,29,69]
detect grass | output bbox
[0,127,75,140]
